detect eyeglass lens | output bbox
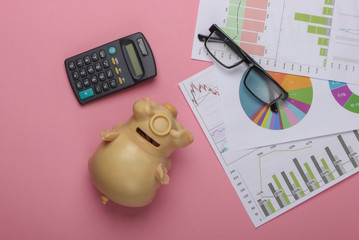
[205,30,244,68]
[244,68,284,105]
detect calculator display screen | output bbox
[125,43,143,77]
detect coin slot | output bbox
[136,127,160,147]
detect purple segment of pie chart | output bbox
[330,85,353,106]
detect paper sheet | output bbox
[179,66,359,227]
[192,0,359,84]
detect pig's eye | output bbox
[136,128,160,147]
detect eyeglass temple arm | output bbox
[198,34,224,43]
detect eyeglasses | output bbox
[198,24,288,113]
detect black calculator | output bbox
[65,32,156,105]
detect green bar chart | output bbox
[294,2,334,66]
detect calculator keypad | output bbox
[67,45,130,100]
[66,46,127,102]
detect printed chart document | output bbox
[179,66,359,227]
[216,64,359,149]
[192,0,359,84]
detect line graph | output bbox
[209,125,226,143]
[340,28,359,37]
[189,82,219,105]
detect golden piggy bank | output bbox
[88,98,194,207]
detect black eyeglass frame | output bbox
[198,24,289,112]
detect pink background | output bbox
[1,0,358,239]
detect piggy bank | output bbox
[88,98,194,207]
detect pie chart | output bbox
[239,72,313,130]
[329,81,359,114]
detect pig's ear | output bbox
[133,98,154,119]
[170,129,194,148]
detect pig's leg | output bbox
[100,129,120,141]
[156,163,170,184]
[100,123,125,141]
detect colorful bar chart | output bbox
[223,0,268,56]
[256,131,359,219]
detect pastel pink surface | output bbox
[0,0,358,239]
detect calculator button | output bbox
[72,71,79,80]
[98,72,106,81]
[87,65,95,74]
[76,58,84,67]
[102,82,109,91]
[109,79,117,88]
[137,38,148,56]
[79,68,87,77]
[103,60,110,69]
[94,85,102,94]
[91,53,99,61]
[68,61,76,70]
[108,47,116,55]
[83,78,90,87]
[90,75,98,84]
[106,69,113,78]
[118,76,123,85]
[115,67,120,75]
[95,62,102,72]
[79,88,94,100]
[99,50,106,59]
[111,57,116,65]
[76,81,83,90]
[84,56,91,65]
